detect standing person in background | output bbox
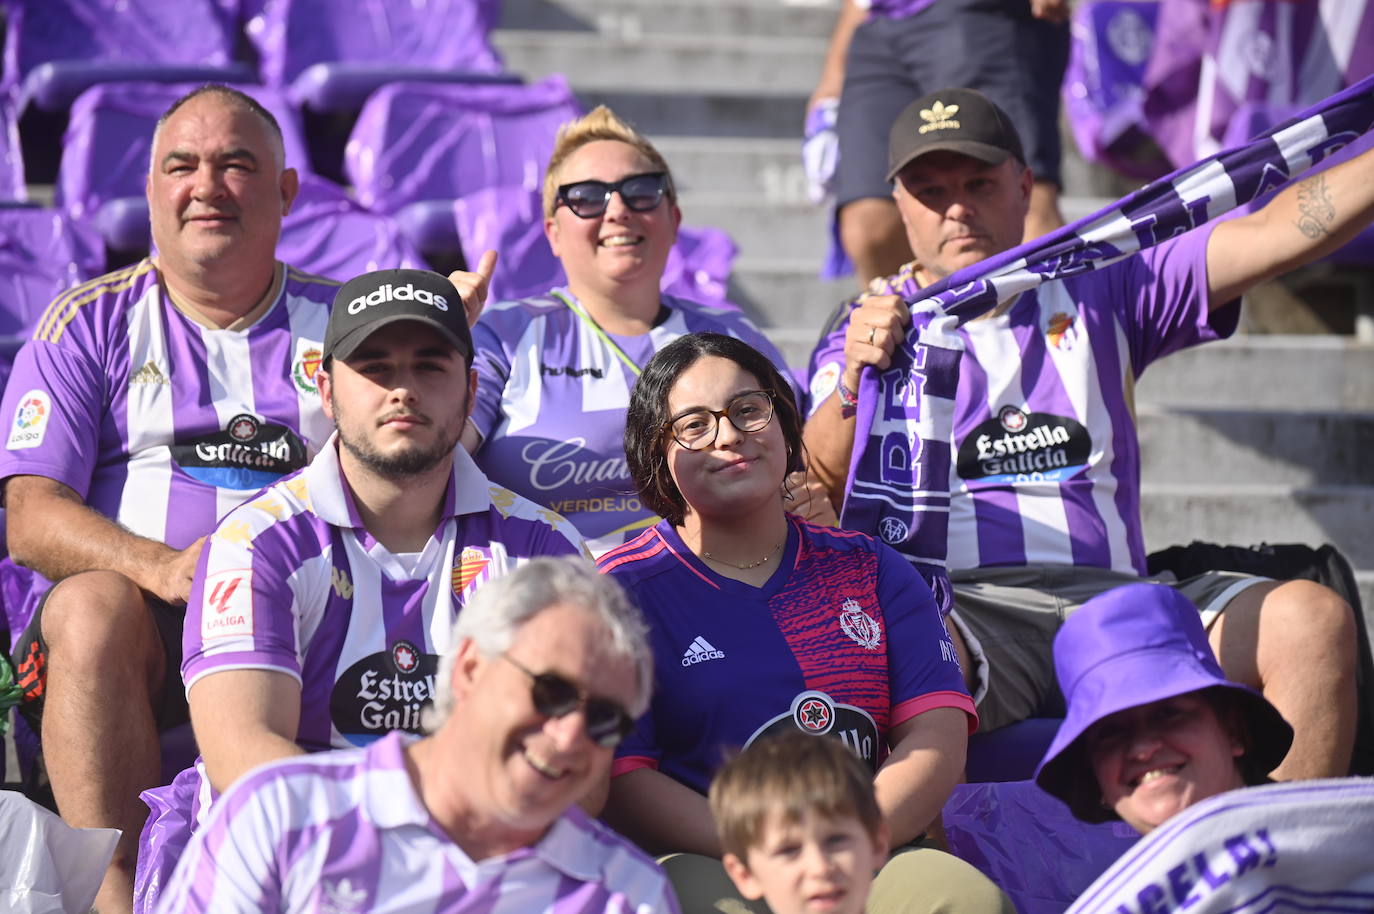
[465,106,833,557]
[810,0,1068,286]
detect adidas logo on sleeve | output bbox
[681,636,725,667]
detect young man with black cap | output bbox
[166,268,588,843]
[804,87,1373,782]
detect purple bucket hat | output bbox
[1034,583,1292,822]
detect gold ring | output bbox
[867,326,877,345]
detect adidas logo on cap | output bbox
[681,636,725,667]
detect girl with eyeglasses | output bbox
[465,107,828,557]
[596,333,1011,914]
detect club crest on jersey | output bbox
[452,547,490,599]
[7,390,51,450]
[839,598,882,650]
[1044,311,1079,350]
[292,341,323,395]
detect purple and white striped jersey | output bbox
[810,225,1232,576]
[183,438,587,757]
[1066,778,1374,914]
[0,259,337,551]
[470,290,796,556]
[156,730,680,914]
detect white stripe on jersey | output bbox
[575,314,634,415]
[118,284,175,543]
[207,323,259,523]
[281,286,332,454]
[502,316,546,435]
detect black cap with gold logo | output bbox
[886,87,1026,181]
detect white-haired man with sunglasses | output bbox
[136,268,592,906]
[157,558,678,913]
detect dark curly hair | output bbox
[624,333,804,528]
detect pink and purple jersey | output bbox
[0,260,337,551]
[156,730,679,914]
[470,290,797,557]
[183,439,587,756]
[599,517,973,794]
[810,226,1233,576]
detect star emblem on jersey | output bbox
[392,640,420,674]
[792,691,836,733]
[919,101,960,133]
[999,405,1028,432]
[228,413,260,442]
[681,636,725,667]
[838,598,882,651]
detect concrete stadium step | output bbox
[1136,336,1374,411]
[499,0,837,39]
[680,191,829,262]
[729,258,853,334]
[1140,484,1374,571]
[492,30,825,97]
[1137,407,1374,488]
[656,137,808,200]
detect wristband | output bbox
[836,378,859,417]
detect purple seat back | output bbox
[662,225,738,310]
[346,76,581,214]
[278,174,429,281]
[1,0,238,94]
[943,780,1139,914]
[247,0,502,89]
[57,81,312,224]
[0,98,24,200]
[0,208,104,337]
[1063,1,1171,180]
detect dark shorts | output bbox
[14,586,190,734]
[834,0,1069,208]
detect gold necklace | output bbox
[701,539,783,570]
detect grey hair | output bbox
[424,557,653,731]
[150,84,288,172]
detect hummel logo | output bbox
[681,636,725,667]
[918,101,960,134]
[130,360,169,385]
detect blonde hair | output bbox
[709,733,883,860]
[541,105,676,218]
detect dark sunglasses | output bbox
[502,653,636,747]
[555,171,669,219]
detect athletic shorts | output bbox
[14,586,190,734]
[947,564,1270,732]
[834,0,1069,208]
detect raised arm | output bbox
[1207,143,1374,308]
[802,294,910,506]
[5,475,204,604]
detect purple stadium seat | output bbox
[943,780,1139,914]
[56,81,311,250]
[452,185,561,302]
[247,0,509,111]
[345,76,581,216]
[662,226,738,309]
[0,98,25,201]
[277,174,429,281]
[0,0,251,113]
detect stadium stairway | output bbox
[494,0,1373,615]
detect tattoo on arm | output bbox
[1294,174,1335,239]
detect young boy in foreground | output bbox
[710,734,890,914]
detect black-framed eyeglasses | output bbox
[667,389,775,451]
[555,172,669,219]
[502,653,636,748]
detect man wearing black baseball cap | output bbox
[803,86,1370,784]
[155,267,590,890]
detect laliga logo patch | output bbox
[839,598,882,650]
[809,361,841,409]
[7,390,51,450]
[347,282,448,315]
[201,568,254,640]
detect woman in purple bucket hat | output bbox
[1033,583,1374,914]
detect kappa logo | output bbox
[681,636,725,667]
[346,282,448,315]
[7,389,51,451]
[838,598,882,651]
[918,101,960,134]
[130,360,169,386]
[332,566,354,600]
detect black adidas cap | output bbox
[886,87,1026,181]
[324,269,473,364]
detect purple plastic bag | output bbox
[346,76,581,214]
[247,0,502,90]
[944,780,1140,914]
[133,765,201,914]
[278,174,429,281]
